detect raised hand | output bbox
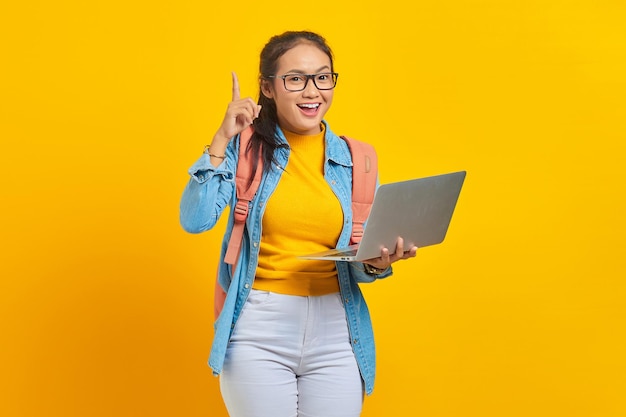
[214,72,262,143]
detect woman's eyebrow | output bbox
[284,65,331,74]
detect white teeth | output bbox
[298,103,319,109]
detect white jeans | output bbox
[220,289,364,417]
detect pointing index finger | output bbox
[231,71,240,101]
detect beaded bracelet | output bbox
[204,145,226,159]
[363,264,387,275]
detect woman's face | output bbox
[262,42,334,135]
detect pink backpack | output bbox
[214,127,378,318]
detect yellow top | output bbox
[253,125,343,296]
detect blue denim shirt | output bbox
[179,120,392,395]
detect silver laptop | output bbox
[299,171,466,262]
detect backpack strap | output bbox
[215,127,260,318]
[223,126,262,265]
[341,136,378,244]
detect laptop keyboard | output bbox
[333,248,358,257]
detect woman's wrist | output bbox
[204,132,230,158]
[203,145,226,159]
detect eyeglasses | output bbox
[266,72,339,92]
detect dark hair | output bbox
[248,31,335,175]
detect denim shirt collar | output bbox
[274,120,353,168]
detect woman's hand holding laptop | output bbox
[363,237,418,272]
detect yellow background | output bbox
[1,1,625,416]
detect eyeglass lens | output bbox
[283,73,337,91]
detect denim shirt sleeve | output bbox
[179,141,237,234]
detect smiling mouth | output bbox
[297,103,321,116]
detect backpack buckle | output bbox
[351,224,364,243]
[233,200,249,223]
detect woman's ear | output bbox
[261,79,274,99]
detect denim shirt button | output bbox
[244,283,250,289]
[352,339,358,344]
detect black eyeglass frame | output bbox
[265,72,339,92]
